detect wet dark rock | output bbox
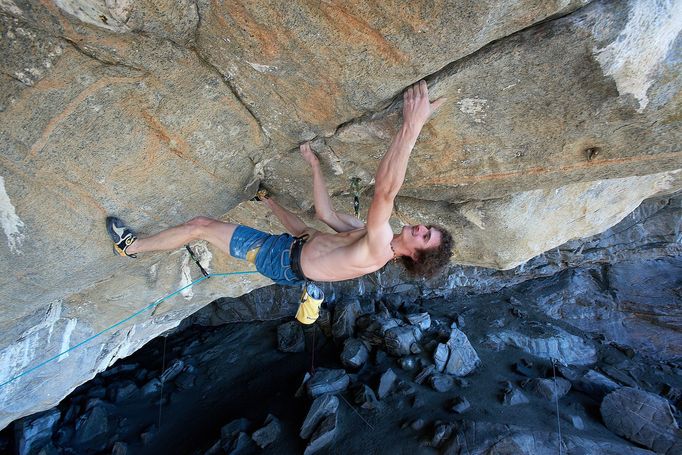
[523,378,571,401]
[571,369,620,399]
[385,325,422,357]
[340,338,369,370]
[601,387,682,454]
[353,384,378,409]
[140,425,157,446]
[87,386,106,399]
[514,358,536,377]
[300,394,338,439]
[487,325,597,366]
[400,356,417,371]
[449,396,470,414]
[107,380,139,403]
[304,413,337,455]
[225,432,253,455]
[160,359,185,383]
[570,415,585,430]
[441,328,480,376]
[56,426,74,446]
[332,299,362,340]
[410,418,426,431]
[430,374,455,393]
[73,405,110,449]
[415,365,435,385]
[434,343,449,372]
[501,382,529,406]
[111,441,128,455]
[251,414,280,448]
[361,316,400,347]
[601,365,639,388]
[141,378,162,397]
[220,418,252,454]
[441,420,654,455]
[431,422,455,448]
[14,409,60,455]
[406,312,431,331]
[174,367,197,390]
[277,321,305,353]
[377,368,397,399]
[307,369,350,399]
[102,363,139,378]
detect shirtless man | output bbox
[106,81,453,288]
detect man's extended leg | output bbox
[300,142,364,232]
[125,217,237,255]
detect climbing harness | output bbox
[350,177,361,218]
[0,269,259,389]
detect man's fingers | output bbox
[407,86,414,99]
[430,97,447,111]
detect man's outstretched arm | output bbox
[300,142,365,233]
[366,81,445,247]
[262,197,309,237]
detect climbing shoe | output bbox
[106,216,138,258]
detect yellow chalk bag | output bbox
[295,283,324,325]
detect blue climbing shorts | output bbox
[229,225,305,286]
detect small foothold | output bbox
[99,15,108,24]
[586,147,599,161]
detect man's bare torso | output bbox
[300,227,393,282]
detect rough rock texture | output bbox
[1,0,681,429]
[442,421,656,454]
[601,387,682,454]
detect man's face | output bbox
[401,224,442,253]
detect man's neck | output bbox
[390,234,410,258]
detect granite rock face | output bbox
[1,0,681,429]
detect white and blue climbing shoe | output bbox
[106,216,137,258]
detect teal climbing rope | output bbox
[0,270,259,389]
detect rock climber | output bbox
[106,80,453,319]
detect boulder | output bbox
[73,405,110,449]
[487,326,597,366]
[601,387,682,454]
[572,369,621,399]
[431,374,455,393]
[304,413,337,455]
[331,299,362,340]
[251,414,280,449]
[406,312,431,331]
[377,368,397,399]
[340,338,369,370]
[277,321,305,353]
[14,409,60,455]
[300,394,339,439]
[450,396,471,414]
[443,328,480,377]
[307,369,350,399]
[523,378,571,401]
[385,326,422,357]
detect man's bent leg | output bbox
[127,217,237,255]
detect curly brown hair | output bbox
[400,225,453,278]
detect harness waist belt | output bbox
[290,236,308,282]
